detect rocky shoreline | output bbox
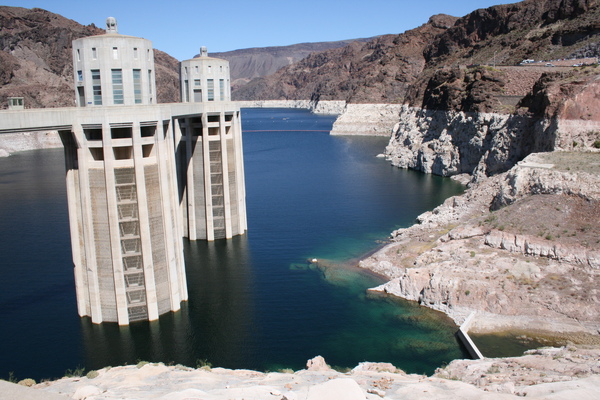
[0,130,62,157]
[12,348,598,399]
[360,152,600,340]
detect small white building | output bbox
[7,97,24,110]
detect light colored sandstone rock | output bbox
[0,130,62,156]
[306,355,331,371]
[384,106,600,181]
[30,353,600,400]
[72,385,102,399]
[235,99,346,115]
[330,104,402,136]
[361,153,600,334]
[353,362,398,373]
[306,378,365,400]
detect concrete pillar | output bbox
[102,121,130,325]
[75,123,104,324]
[201,113,214,241]
[60,130,89,317]
[132,121,159,321]
[172,119,187,238]
[219,111,233,239]
[233,111,248,232]
[156,120,183,309]
[167,120,188,301]
[184,118,197,240]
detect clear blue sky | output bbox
[2,0,513,60]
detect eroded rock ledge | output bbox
[360,152,600,339]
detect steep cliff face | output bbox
[386,64,600,179]
[384,106,559,179]
[0,6,180,108]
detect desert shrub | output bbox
[18,378,36,387]
[64,366,85,377]
[196,358,212,371]
[86,370,99,379]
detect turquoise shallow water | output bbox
[0,108,469,381]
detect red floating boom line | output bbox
[243,130,331,132]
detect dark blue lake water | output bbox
[0,108,467,381]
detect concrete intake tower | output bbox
[0,18,247,325]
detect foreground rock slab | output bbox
[23,351,600,400]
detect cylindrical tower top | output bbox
[106,17,118,33]
[180,47,231,103]
[72,19,156,107]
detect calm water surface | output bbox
[0,108,468,381]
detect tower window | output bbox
[112,69,124,104]
[133,47,138,59]
[113,47,119,59]
[76,49,81,61]
[219,79,225,101]
[91,69,102,105]
[77,70,83,82]
[194,79,201,86]
[133,69,142,104]
[92,47,97,59]
[207,79,214,101]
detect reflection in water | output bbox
[184,236,258,367]
[81,236,255,370]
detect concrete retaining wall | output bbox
[457,312,484,359]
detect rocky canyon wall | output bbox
[384,103,600,182]
[384,106,552,180]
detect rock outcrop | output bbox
[383,106,545,179]
[384,65,600,180]
[27,350,600,399]
[424,0,600,66]
[360,152,600,338]
[0,130,61,157]
[330,104,402,136]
